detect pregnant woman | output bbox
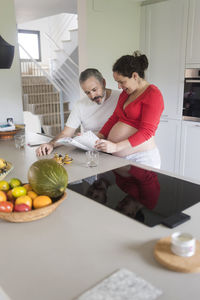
[96,51,164,168]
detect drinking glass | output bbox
[14,134,25,149]
[86,150,99,167]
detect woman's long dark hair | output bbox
[112,51,148,79]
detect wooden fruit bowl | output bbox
[0,192,67,223]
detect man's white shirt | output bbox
[66,90,121,133]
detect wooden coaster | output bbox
[154,236,200,273]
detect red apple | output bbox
[14,203,31,212]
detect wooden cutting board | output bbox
[154,236,200,273]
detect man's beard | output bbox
[92,90,106,105]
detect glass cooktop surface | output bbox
[68,164,200,227]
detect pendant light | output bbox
[0,35,15,69]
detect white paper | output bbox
[76,268,162,300]
[57,131,99,151]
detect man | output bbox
[36,68,120,156]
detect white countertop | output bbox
[0,133,199,300]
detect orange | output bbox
[23,184,32,192]
[33,195,52,209]
[27,190,38,200]
[0,191,7,202]
[12,186,27,198]
[0,180,10,192]
[15,195,32,208]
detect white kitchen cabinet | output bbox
[140,0,188,119]
[179,121,200,181]
[155,119,181,174]
[186,0,200,66]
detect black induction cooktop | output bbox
[68,164,200,227]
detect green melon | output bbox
[28,159,68,198]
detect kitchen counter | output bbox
[0,133,200,300]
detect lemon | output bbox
[9,178,22,188]
[0,180,10,191]
[12,186,27,198]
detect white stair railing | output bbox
[54,67,79,91]
[50,14,77,47]
[44,13,79,89]
[19,43,65,131]
[45,32,79,70]
[53,14,76,46]
[44,30,79,106]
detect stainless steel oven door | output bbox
[183,69,200,121]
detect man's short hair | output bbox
[79,68,104,84]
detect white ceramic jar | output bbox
[171,232,196,257]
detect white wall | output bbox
[78,0,141,90]
[0,0,23,124]
[18,13,78,68]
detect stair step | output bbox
[39,111,70,125]
[23,84,55,94]
[62,29,78,55]
[27,102,69,115]
[61,39,72,43]
[22,76,50,85]
[24,92,60,104]
[69,28,78,32]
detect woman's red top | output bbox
[99,84,164,147]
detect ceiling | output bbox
[14,0,77,24]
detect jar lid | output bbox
[171,232,195,245]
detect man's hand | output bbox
[95,139,117,153]
[36,143,53,156]
[35,126,76,157]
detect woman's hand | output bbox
[95,139,117,153]
[95,138,131,154]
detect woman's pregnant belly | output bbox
[107,121,155,157]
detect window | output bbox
[18,29,41,61]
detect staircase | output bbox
[19,13,79,136]
[21,75,70,136]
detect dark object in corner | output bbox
[0,35,15,69]
[162,212,191,228]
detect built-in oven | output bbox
[183,69,200,121]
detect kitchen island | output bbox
[0,133,200,300]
